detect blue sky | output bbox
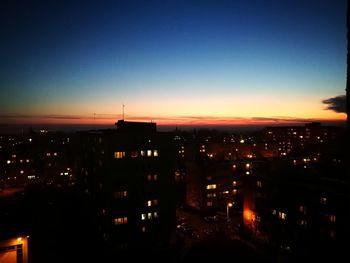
[0,0,347,126]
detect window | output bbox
[141,226,146,233]
[114,191,127,199]
[320,196,327,205]
[299,206,306,214]
[131,151,138,158]
[154,211,158,218]
[153,150,158,157]
[206,184,216,190]
[329,215,336,223]
[6,160,10,164]
[114,152,125,159]
[232,181,237,186]
[278,212,286,220]
[46,153,51,156]
[153,199,158,206]
[232,189,237,195]
[147,175,152,181]
[141,150,145,156]
[114,217,128,225]
[147,150,152,157]
[141,214,146,220]
[153,174,158,181]
[207,201,213,207]
[147,200,152,207]
[330,231,336,238]
[299,219,307,226]
[147,213,152,219]
[256,181,262,188]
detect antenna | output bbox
[122,104,125,120]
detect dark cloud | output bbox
[322,95,346,113]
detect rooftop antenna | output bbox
[122,104,125,120]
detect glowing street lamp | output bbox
[227,202,233,222]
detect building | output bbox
[77,120,177,250]
[0,236,29,263]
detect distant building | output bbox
[77,121,177,249]
[262,123,343,156]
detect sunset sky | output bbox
[0,0,347,128]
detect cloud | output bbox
[322,95,346,113]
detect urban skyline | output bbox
[0,0,347,129]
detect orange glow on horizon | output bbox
[0,112,346,127]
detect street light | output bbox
[227,202,233,222]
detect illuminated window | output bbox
[12,154,16,158]
[256,181,262,188]
[329,215,336,223]
[299,206,306,214]
[20,170,24,174]
[147,175,152,181]
[232,189,237,195]
[148,213,152,219]
[141,226,146,232]
[153,174,158,181]
[153,150,158,157]
[131,151,138,158]
[299,219,307,226]
[114,217,128,225]
[153,199,158,206]
[147,200,152,207]
[141,150,145,156]
[46,153,51,156]
[245,163,250,169]
[114,152,125,159]
[27,175,35,180]
[26,159,30,163]
[245,171,250,175]
[272,209,277,215]
[232,181,237,186]
[141,214,146,220]
[278,212,286,220]
[207,201,213,207]
[207,193,216,198]
[154,211,158,218]
[115,191,128,199]
[6,160,10,164]
[20,159,23,163]
[54,152,57,156]
[206,184,216,190]
[320,197,327,205]
[147,150,152,157]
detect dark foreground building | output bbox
[78,120,177,251]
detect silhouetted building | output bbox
[78,121,176,250]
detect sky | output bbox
[0,0,347,129]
